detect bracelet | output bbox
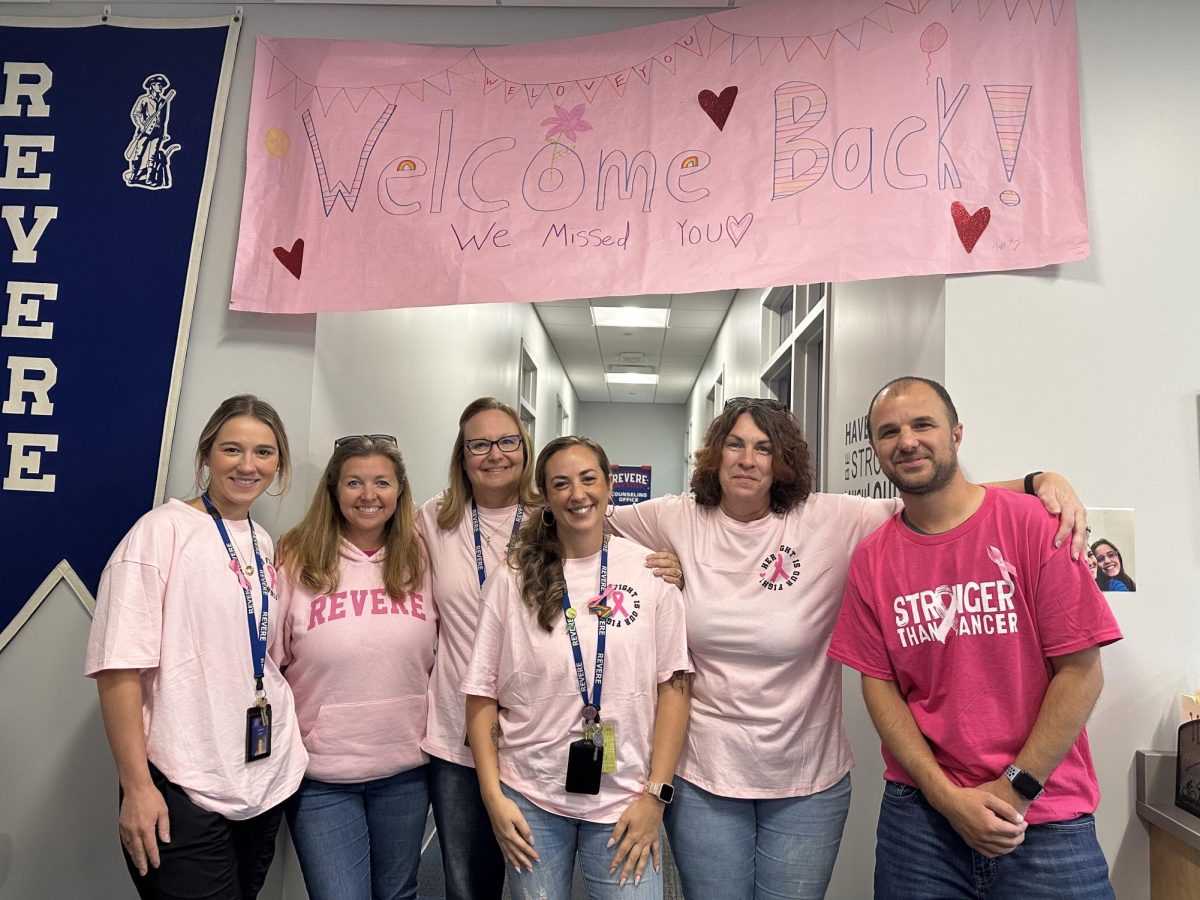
[1023,471,1043,495]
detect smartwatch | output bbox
[1003,764,1045,801]
[644,781,675,805]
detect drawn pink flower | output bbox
[540,104,593,143]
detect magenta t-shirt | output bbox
[828,488,1123,824]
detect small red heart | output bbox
[698,86,738,132]
[950,202,990,253]
[273,238,304,279]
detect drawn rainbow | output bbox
[680,156,700,169]
[396,160,417,171]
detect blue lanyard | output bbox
[561,534,609,724]
[201,493,270,690]
[470,500,524,588]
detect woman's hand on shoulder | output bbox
[483,792,539,874]
[118,783,170,876]
[645,551,684,590]
[608,792,664,887]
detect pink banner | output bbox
[231,0,1087,314]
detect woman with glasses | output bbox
[86,395,307,899]
[1090,539,1135,592]
[273,434,435,900]
[418,397,684,898]
[463,436,691,898]
[417,398,541,899]
[608,396,1088,899]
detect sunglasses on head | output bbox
[334,434,398,448]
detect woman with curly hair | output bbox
[273,434,435,900]
[463,436,690,898]
[608,393,1089,899]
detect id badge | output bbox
[600,722,617,775]
[245,704,272,763]
[565,737,603,794]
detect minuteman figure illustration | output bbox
[123,73,180,189]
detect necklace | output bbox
[479,514,505,547]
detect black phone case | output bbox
[565,738,603,794]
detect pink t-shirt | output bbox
[461,535,689,823]
[418,494,523,766]
[272,538,437,783]
[827,488,1123,824]
[85,499,307,820]
[610,492,897,798]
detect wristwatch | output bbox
[1003,765,1045,801]
[643,781,675,805]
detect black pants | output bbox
[120,763,285,900]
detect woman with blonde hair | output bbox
[87,394,307,899]
[418,398,539,898]
[464,435,691,898]
[273,434,436,900]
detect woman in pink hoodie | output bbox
[273,434,436,900]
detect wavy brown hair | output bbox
[195,394,292,496]
[690,399,812,513]
[508,436,612,633]
[436,397,539,532]
[278,436,423,599]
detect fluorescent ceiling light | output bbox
[591,307,669,328]
[605,373,659,385]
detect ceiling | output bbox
[534,290,736,405]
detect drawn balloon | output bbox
[919,22,948,85]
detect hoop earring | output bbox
[541,507,555,527]
[605,499,615,519]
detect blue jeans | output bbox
[875,780,1115,899]
[286,766,429,900]
[662,774,850,900]
[428,756,506,900]
[427,758,506,897]
[502,784,662,899]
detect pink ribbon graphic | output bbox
[987,545,1018,592]
[229,558,251,592]
[768,556,790,583]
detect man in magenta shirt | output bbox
[828,376,1122,899]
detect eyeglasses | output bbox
[724,396,788,412]
[334,434,397,448]
[464,434,523,456]
[1095,551,1120,563]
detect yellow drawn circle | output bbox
[265,127,291,158]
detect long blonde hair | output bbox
[279,436,423,598]
[507,436,612,633]
[436,397,539,531]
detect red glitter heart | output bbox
[273,238,304,280]
[950,202,990,253]
[698,86,738,131]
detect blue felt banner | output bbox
[0,17,237,642]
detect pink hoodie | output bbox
[273,538,437,783]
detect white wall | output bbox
[577,401,687,496]
[310,302,578,506]
[684,286,766,443]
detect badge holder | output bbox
[245,682,272,763]
[566,721,604,795]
